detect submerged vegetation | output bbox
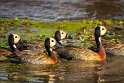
[0,17,124,48]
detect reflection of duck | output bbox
[0,34,25,60]
[106,44,124,56]
[55,26,107,61]
[8,38,58,64]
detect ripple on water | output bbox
[0,0,124,21]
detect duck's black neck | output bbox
[44,38,53,57]
[8,37,16,52]
[95,34,101,52]
[95,32,106,60]
[9,43,15,52]
[45,45,52,57]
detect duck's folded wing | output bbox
[56,47,100,61]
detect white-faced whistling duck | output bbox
[8,37,58,64]
[55,26,107,61]
[0,34,26,60]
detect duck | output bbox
[54,30,68,46]
[0,34,26,60]
[8,37,58,64]
[55,26,107,61]
[106,43,124,56]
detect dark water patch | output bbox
[0,0,124,21]
[97,56,124,83]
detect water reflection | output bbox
[0,60,103,83]
[0,0,123,21]
[0,56,124,83]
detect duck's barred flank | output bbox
[106,44,124,56]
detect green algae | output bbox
[0,17,123,48]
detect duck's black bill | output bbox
[106,31,114,35]
[66,34,74,39]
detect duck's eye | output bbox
[102,28,104,30]
[15,36,18,38]
[51,40,54,42]
[62,32,64,34]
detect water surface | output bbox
[0,0,124,21]
[0,56,124,83]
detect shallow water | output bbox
[0,56,124,83]
[0,0,124,21]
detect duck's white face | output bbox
[50,38,56,47]
[13,34,21,44]
[60,30,67,40]
[100,26,107,36]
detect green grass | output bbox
[0,17,124,47]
